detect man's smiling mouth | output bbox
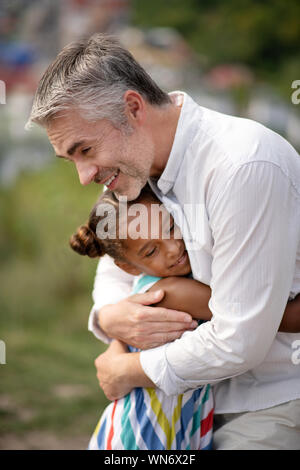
[96,170,120,187]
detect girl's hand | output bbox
[94,340,154,401]
[98,289,197,350]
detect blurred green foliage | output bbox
[132,0,300,98]
[1,0,299,446]
[0,159,110,440]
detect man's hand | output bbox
[98,289,197,349]
[95,340,155,401]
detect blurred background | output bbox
[0,0,299,449]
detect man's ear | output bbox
[114,259,142,276]
[123,90,145,123]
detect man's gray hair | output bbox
[26,33,171,130]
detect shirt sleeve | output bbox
[88,254,135,342]
[140,161,300,395]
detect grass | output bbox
[0,158,111,443]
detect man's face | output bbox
[47,111,155,201]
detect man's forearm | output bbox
[97,303,115,337]
[124,352,156,388]
[94,340,156,400]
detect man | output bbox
[27,33,300,449]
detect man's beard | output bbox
[113,169,148,201]
[114,137,155,201]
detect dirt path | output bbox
[0,432,89,450]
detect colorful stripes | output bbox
[146,388,183,449]
[88,273,214,451]
[134,387,165,450]
[89,384,214,450]
[106,400,117,449]
[120,394,139,449]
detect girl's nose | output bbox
[166,238,182,259]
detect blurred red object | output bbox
[206,64,253,90]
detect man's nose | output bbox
[75,160,98,186]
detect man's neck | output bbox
[148,95,183,179]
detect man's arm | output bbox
[129,161,299,396]
[89,254,196,349]
[94,162,300,399]
[148,277,300,331]
[94,340,155,401]
[95,275,300,400]
[88,254,134,342]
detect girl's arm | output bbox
[147,277,212,321]
[148,277,300,332]
[279,294,300,332]
[89,256,195,350]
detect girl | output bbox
[70,185,300,450]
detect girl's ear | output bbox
[114,259,142,276]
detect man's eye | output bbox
[146,247,156,257]
[82,147,91,155]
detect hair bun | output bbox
[69,224,102,258]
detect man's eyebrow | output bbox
[67,141,85,156]
[55,141,85,159]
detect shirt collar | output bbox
[149,91,202,195]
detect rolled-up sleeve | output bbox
[140,161,300,395]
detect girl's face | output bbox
[118,199,191,278]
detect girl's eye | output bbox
[146,247,156,257]
[82,147,91,155]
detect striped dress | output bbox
[88,275,214,450]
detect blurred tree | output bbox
[132,0,300,79]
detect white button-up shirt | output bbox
[88,92,300,413]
